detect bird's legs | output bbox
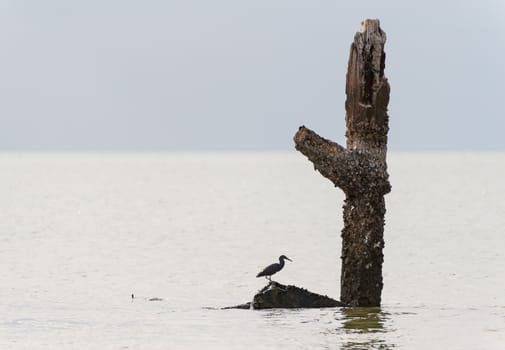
[264,277,286,291]
[266,276,278,286]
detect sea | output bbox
[0,152,504,349]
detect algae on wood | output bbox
[294,19,391,307]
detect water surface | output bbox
[1,152,504,349]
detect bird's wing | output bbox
[256,263,279,277]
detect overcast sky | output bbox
[1,1,504,151]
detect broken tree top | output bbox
[346,19,389,158]
[294,19,391,307]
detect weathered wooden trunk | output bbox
[294,19,391,307]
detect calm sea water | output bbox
[1,152,504,349]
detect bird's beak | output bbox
[286,257,293,262]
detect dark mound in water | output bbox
[224,281,345,310]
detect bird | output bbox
[256,255,292,281]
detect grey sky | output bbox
[1,1,504,151]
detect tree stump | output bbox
[293,19,391,307]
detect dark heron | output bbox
[256,255,292,281]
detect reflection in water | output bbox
[342,307,387,333]
[340,307,394,349]
[320,307,395,350]
[258,307,397,349]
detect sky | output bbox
[0,1,504,151]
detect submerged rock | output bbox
[253,282,345,309]
[225,282,345,310]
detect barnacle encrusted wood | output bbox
[294,19,391,307]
